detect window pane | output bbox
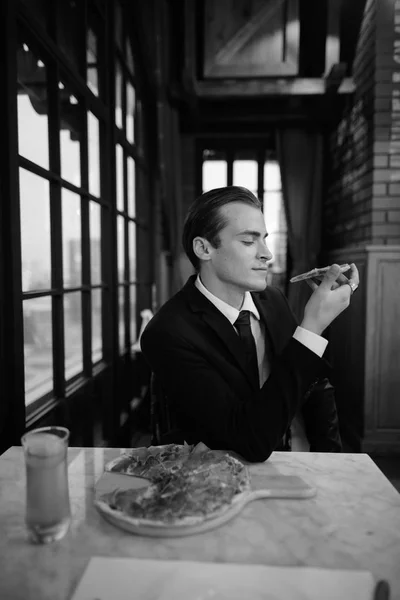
[88,112,100,197]
[263,191,283,232]
[202,160,227,192]
[59,82,81,186]
[127,156,135,217]
[20,169,51,292]
[118,286,125,353]
[92,288,102,363]
[90,201,101,285]
[129,221,136,281]
[263,191,287,275]
[116,144,124,212]
[87,28,99,96]
[64,292,83,380]
[62,189,81,288]
[126,82,135,144]
[24,296,52,406]
[130,285,136,346]
[17,40,49,169]
[264,161,282,192]
[263,160,286,277]
[117,216,125,283]
[115,60,123,129]
[233,160,257,194]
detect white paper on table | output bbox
[70,556,378,600]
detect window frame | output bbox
[3,0,149,430]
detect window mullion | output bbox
[81,106,92,376]
[257,149,264,202]
[47,61,65,399]
[81,228,92,378]
[227,151,233,187]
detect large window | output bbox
[17,33,105,408]
[201,147,287,289]
[14,0,146,416]
[114,1,140,355]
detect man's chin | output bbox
[249,275,268,291]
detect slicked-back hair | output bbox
[182,186,262,270]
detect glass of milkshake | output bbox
[21,426,71,543]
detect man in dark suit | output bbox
[141,187,359,462]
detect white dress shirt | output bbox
[195,275,328,450]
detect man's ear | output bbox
[193,237,213,262]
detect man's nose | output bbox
[258,241,273,261]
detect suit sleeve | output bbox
[141,323,327,463]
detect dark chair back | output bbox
[150,373,185,446]
[149,373,290,450]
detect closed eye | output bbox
[241,241,254,246]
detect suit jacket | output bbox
[141,275,341,462]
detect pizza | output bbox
[95,444,251,533]
[104,443,193,482]
[290,263,350,283]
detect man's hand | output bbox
[300,263,359,336]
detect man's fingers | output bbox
[334,264,359,294]
[347,263,360,289]
[318,264,342,290]
[313,274,341,289]
[304,263,359,296]
[337,273,349,284]
[306,278,319,291]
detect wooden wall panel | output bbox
[328,246,400,454]
[376,259,400,427]
[364,246,400,451]
[203,0,300,78]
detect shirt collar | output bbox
[195,275,260,326]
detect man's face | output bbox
[205,202,273,293]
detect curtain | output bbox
[276,128,324,321]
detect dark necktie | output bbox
[234,310,259,386]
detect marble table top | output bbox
[0,447,399,600]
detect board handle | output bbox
[244,486,317,503]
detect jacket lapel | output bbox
[183,276,258,390]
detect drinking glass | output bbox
[21,426,71,543]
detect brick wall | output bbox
[325,0,400,251]
[372,0,400,243]
[324,0,376,251]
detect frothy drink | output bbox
[22,428,71,543]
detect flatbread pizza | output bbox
[290,263,350,283]
[95,445,251,536]
[104,443,193,482]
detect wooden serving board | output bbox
[94,471,316,538]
